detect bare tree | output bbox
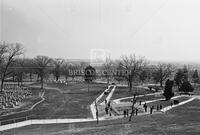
[0,44,8,78]
[80,61,88,81]
[0,43,7,64]
[102,57,113,84]
[12,58,26,86]
[0,43,24,92]
[68,63,79,81]
[33,56,52,89]
[114,61,125,84]
[24,58,35,82]
[139,69,148,85]
[120,54,146,92]
[62,62,69,82]
[12,58,34,85]
[152,63,174,87]
[52,58,64,81]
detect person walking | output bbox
[96,110,99,124]
[133,109,135,116]
[160,104,162,110]
[143,103,147,112]
[157,104,159,111]
[108,101,111,108]
[109,109,112,116]
[126,109,129,117]
[105,106,108,115]
[135,108,138,115]
[124,110,126,117]
[150,106,154,114]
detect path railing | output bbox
[0,118,97,131]
[0,115,35,126]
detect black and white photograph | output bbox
[0,0,200,134]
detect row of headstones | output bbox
[44,79,68,84]
[45,78,83,84]
[3,84,29,91]
[0,86,32,110]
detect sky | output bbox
[1,0,200,62]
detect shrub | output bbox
[173,100,179,105]
[163,79,174,100]
[179,81,194,92]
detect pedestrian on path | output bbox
[110,106,113,114]
[108,101,111,108]
[135,108,138,115]
[150,106,154,114]
[105,99,107,105]
[160,104,162,110]
[96,110,99,124]
[157,104,159,111]
[139,100,142,105]
[126,109,129,117]
[133,109,135,116]
[124,110,126,118]
[109,109,112,116]
[143,103,147,112]
[105,107,108,115]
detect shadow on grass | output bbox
[160,99,166,102]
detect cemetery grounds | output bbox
[1,81,200,135]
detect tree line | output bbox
[0,42,199,93]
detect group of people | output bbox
[104,99,113,116]
[123,107,139,118]
[142,102,163,114]
[0,84,32,110]
[123,109,129,117]
[103,99,166,118]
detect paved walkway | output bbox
[0,118,102,131]
[97,89,200,119]
[90,85,116,119]
[1,84,200,132]
[160,97,196,112]
[113,92,163,104]
[0,85,115,131]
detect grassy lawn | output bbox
[45,82,108,93]
[2,99,200,135]
[30,83,106,119]
[0,82,108,124]
[111,86,155,100]
[97,85,114,104]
